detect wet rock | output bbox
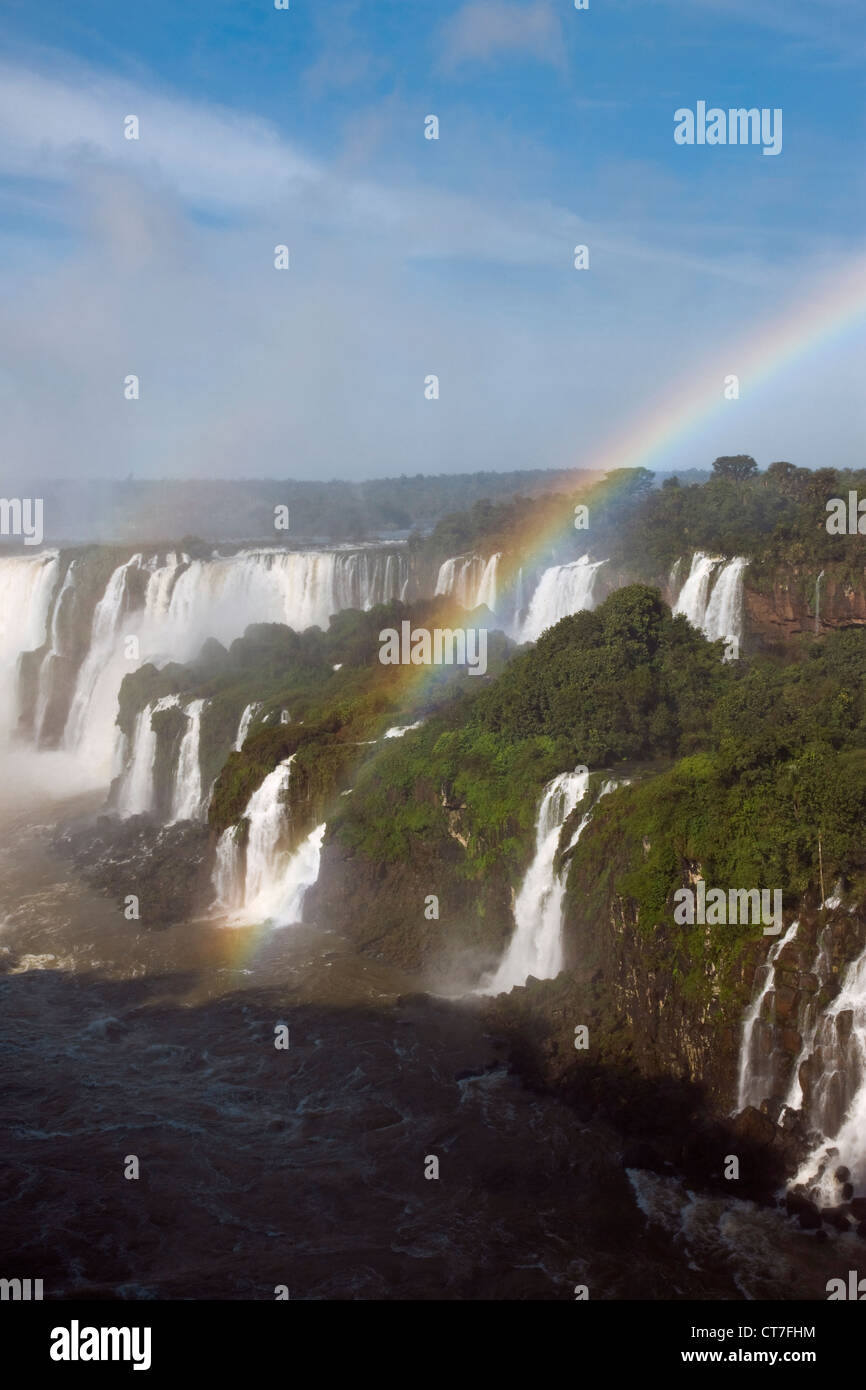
[842,1182,854,1201]
[786,1191,821,1229]
[772,986,798,1019]
[622,1142,664,1173]
[835,1165,851,1183]
[732,1105,776,1148]
[849,1198,866,1220]
[821,1205,851,1233]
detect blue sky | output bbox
[0,0,863,481]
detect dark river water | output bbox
[0,792,855,1300]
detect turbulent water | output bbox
[0,794,847,1301]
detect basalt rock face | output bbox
[306,831,515,985]
[744,566,866,650]
[54,815,212,927]
[744,910,866,1124]
[484,882,760,1115]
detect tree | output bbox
[711,454,758,482]
[611,466,656,498]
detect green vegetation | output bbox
[332,586,729,884]
[332,588,866,996]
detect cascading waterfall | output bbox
[213,827,244,910]
[735,920,801,1111]
[128,547,407,673]
[703,557,748,645]
[239,756,297,914]
[34,561,77,744]
[782,928,836,1115]
[211,754,327,927]
[6,544,408,780]
[114,695,180,817]
[790,944,866,1201]
[64,554,143,757]
[479,768,590,995]
[668,557,683,602]
[674,553,748,647]
[734,906,866,1203]
[169,699,207,822]
[435,553,501,611]
[0,551,60,742]
[234,702,261,751]
[518,556,607,644]
[673,553,722,630]
[268,823,327,926]
[814,571,825,635]
[476,553,500,611]
[514,568,525,628]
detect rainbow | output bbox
[414,251,866,649]
[218,252,866,952]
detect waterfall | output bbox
[734,908,866,1204]
[674,553,748,647]
[34,561,77,744]
[673,553,722,630]
[147,548,408,652]
[268,823,327,926]
[476,553,500,611]
[241,756,297,911]
[814,571,825,635]
[435,553,501,611]
[64,555,143,757]
[514,567,525,630]
[703,557,748,645]
[735,920,801,1111]
[668,557,683,601]
[1,543,408,780]
[789,942,866,1202]
[212,755,326,926]
[234,702,261,751]
[0,552,60,742]
[115,695,180,817]
[213,827,244,910]
[169,699,207,822]
[479,768,590,994]
[519,556,607,644]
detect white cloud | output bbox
[0,61,320,211]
